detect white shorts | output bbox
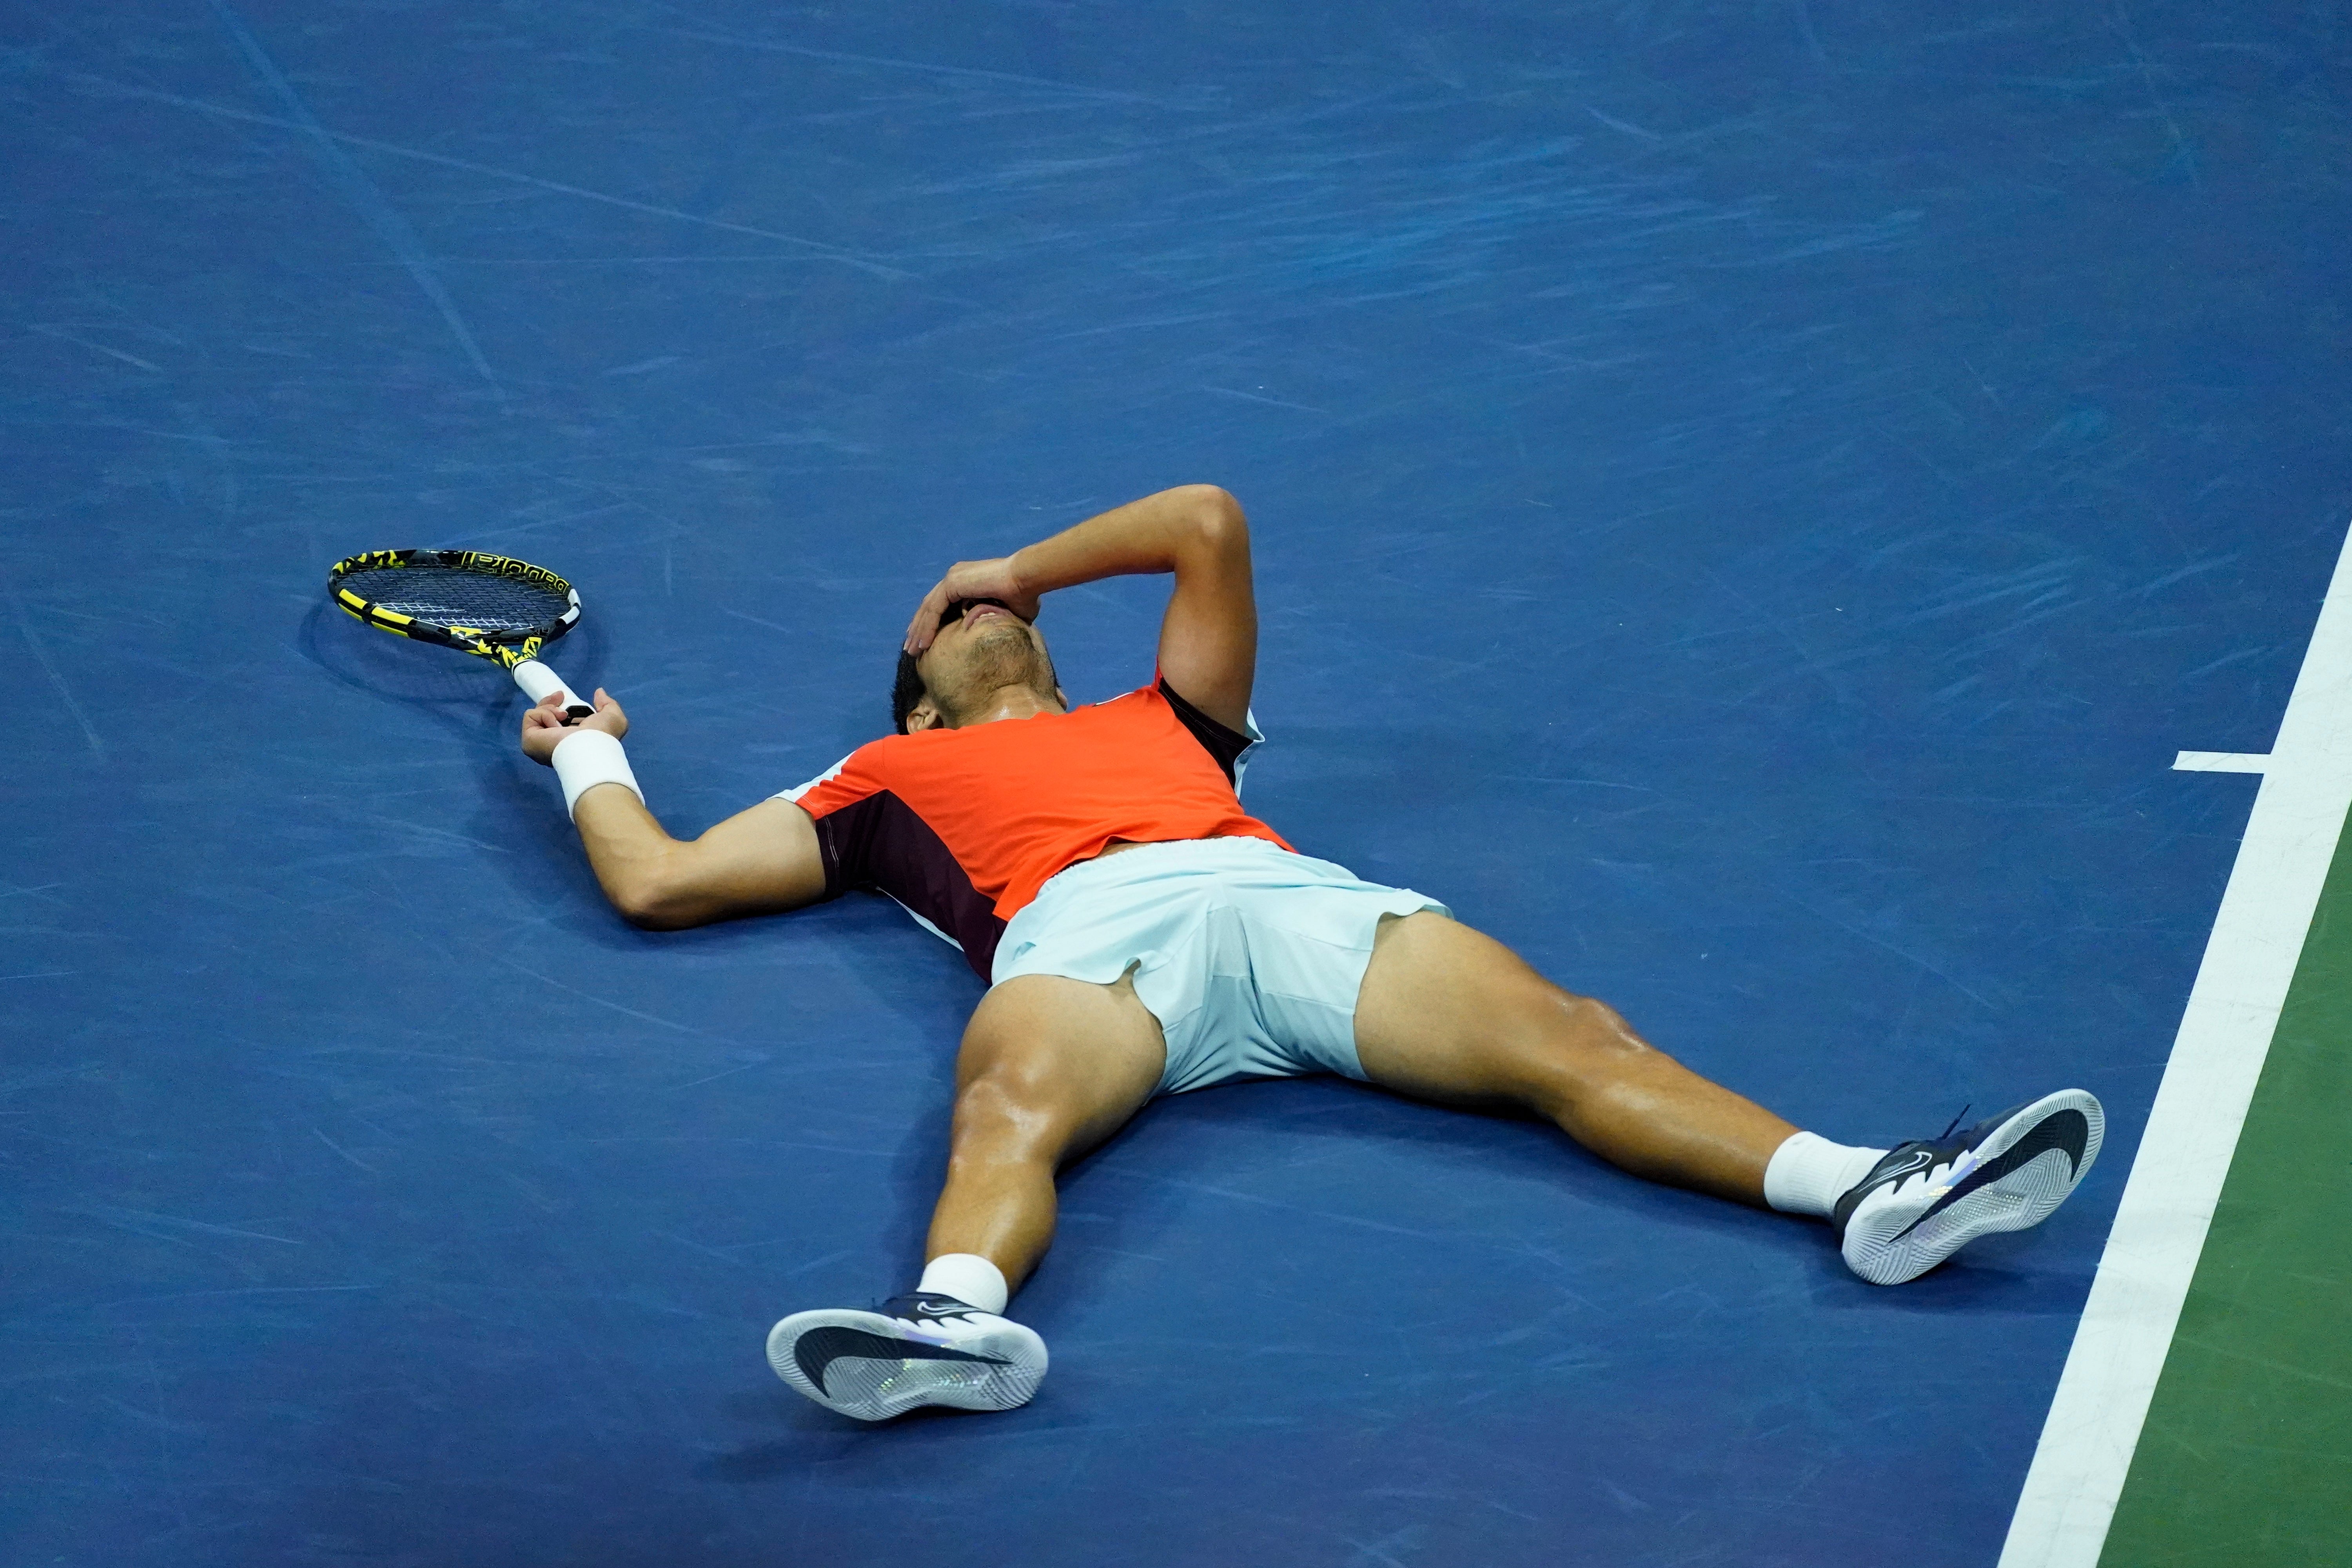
[991,837,1448,1096]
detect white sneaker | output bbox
[766,1292,1048,1421]
[1833,1090,2104,1285]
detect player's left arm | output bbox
[521,693,829,929]
[902,484,1257,731]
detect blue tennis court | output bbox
[5,3,2346,1564]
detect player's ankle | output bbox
[918,1252,1010,1314]
[1763,1131,1889,1219]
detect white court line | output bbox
[2169,750,2268,774]
[2000,519,2352,1568]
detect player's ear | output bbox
[905,699,943,733]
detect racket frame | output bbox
[327,548,594,717]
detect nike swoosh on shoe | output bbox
[1891,1108,2092,1241]
[795,1326,1011,1395]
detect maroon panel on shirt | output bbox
[797,682,1252,980]
[809,789,1004,979]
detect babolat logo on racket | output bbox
[452,551,572,592]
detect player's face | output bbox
[914,599,1060,725]
[929,599,1044,662]
[937,597,1022,635]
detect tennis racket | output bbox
[327,548,595,720]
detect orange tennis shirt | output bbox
[778,677,1291,978]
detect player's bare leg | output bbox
[927,969,1167,1288]
[767,970,1161,1420]
[1352,912,2102,1283]
[1353,912,1795,1200]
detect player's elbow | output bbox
[615,894,695,931]
[605,862,705,931]
[609,884,679,929]
[1180,485,1248,552]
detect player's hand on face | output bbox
[903,557,1041,656]
[519,688,628,766]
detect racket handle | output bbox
[513,659,595,720]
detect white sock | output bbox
[1763,1131,1890,1218]
[917,1253,1009,1315]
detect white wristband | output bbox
[550,729,644,820]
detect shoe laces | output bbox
[1902,1105,1983,1195]
[1879,1106,1979,1198]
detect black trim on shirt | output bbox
[1157,677,1252,784]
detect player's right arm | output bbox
[521,693,828,929]
[902,483,1256,731]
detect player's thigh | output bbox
[954,970,1167,1163]
[1352,911,1621,1117]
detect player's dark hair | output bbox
[891,648,926,734]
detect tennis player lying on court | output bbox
[520,485,2105,1423]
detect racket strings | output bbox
[341,565,570,634]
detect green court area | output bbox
[2103,804,2352,1567]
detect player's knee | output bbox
[1522,987,1650,1103]
[947,1060,1067,1163]
[1556,988,1639,1047]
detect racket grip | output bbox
[513,659,595,720]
